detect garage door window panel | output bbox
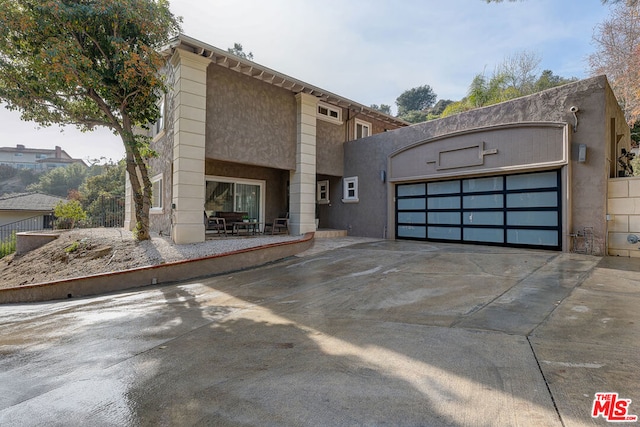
[464,228,504,243]
[508,229,559,246]
[508,211,558,227]
[507,192,558,208]
[398,225,426,239]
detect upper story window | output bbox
[317,101,342,124]
[355,119,371,139]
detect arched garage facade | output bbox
[388,123,570,251]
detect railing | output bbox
[0,213,54,242]
[84,195,125,228]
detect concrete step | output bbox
[315,229,348,238]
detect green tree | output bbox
[79,159,126,225]
[370,104,392,115]
[0,0,181,240]
[228,42,254,60]
[396,85,437,118]
[80,160,126,202]
[54,199,87,229]
[27,163,88,197]
[534,70,577,92]
[425,99,454,118]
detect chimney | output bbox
[55,146,62,158]
[16,144,25,150]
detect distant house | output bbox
[0,145,87,171]
[0,193,65,240]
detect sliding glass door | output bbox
[205,177,264,222]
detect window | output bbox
[151,175,163,211]
[205,176,265,222]
[342,176,359,203]
[355,119,371,139]
[317,101,342,124]
[317,180,330,204]
[152,97,165,137]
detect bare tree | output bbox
[500,50,542,94]
[589,3,640,124]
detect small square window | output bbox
[342,176,359,203]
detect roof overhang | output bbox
[161,34,409,128]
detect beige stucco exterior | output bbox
[137,35,630,255]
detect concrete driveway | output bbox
[1,240,638,426]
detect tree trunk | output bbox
[121,127,152,241]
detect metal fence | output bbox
[85,195,125,228]
[0,213,54,242]
[0,196,125,243]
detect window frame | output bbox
[317,101,342,124]
[150,174,163,212]
[342,176,359,203]
[317,180,330,204]
[205,175,266,223]
[354,119,372,139]
[152,96,166,139]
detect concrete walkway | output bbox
[0,239,638,426]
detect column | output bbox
[289,93,318,235]
[170,49,208,244]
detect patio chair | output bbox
[205,212,227,236]
[264,215,289,235]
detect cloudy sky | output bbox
[0,0,612,163]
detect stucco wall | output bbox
[316,119,345,177]
[205,65,297,170]
[336,76,621,253]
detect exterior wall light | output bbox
[570,106,579,132]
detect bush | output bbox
[0,232,16,259]
[54,200,87,229]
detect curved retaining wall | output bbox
[0,233,314,304]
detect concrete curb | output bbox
[0,232,315,305]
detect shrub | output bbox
[54,200,87,229]
[0,232,16,259]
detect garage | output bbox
[396,170,562,250]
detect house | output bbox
[128,34,636,256]
[127,34,408,244]
[0,145,87,171]
[0,192,65,240]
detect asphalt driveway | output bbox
[1,239,638,426]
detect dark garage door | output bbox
[395,170,562,250]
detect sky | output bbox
[0,0,614,164]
